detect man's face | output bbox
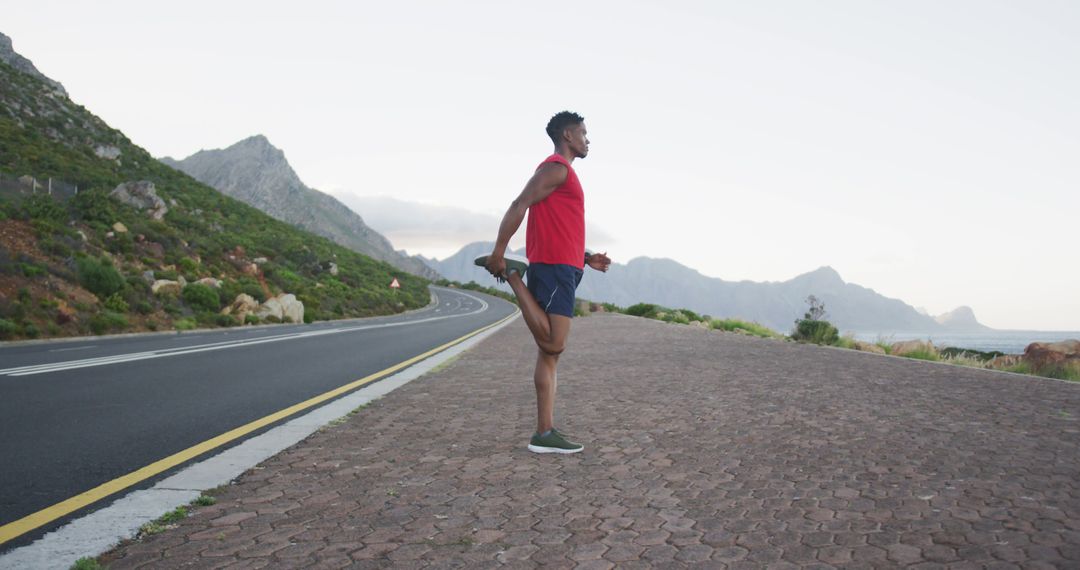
[566,123,590,158]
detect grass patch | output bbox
[709,318,781,339]
[139,506,188,536]
[192,495,217,507]
[834,334,857,349]
[70,558,103,570]
[899,348,940,362]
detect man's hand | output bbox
[485,252,507,281]
[586,251,612,272]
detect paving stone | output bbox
[95,313,1080,568]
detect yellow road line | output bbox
[0,310,518,546]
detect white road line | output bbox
[0,289,491,377]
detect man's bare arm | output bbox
[485,163,567,277]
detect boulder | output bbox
[112,221,128,233]
[255,293,304,323]
[329,262,339,276]
[222,294,259,320]
[853,341,886,354]
[253,257,269,265]
[109,181,168,220]
[280,294,304,323]
[196,277,222,288]
[891,339,936,357]
[141,270,155,285]
[1023,340,1080,370]
[94,145,121,160]
[151,279,181,296]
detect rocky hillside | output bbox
[428,242,987,333]
[0,32,67,97]
[160,136,440,280]
[0,34,429,340]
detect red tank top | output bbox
[526,154,585,269]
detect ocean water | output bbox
[848,330,1080,355]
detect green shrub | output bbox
[940,346,1004,362]
[21,323,40,338]
[72,188,116,223]
[178,257,199,274]
[182,283,220,312]
[677,308,701,322]
[77,256,125,298]
[792,319,839,345]
[0,318,18,339]
[791,295,839,345]
[244,314,260,325]
[103,292,129,312]
[21,193,67,222]
[214,313,236,327]
[20,263,46,277]
[174,317,197,330]
[135,300,153,314]
[89,311,128,334]
[625,303,660,318]
[156,268,178,281]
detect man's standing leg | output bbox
[502,271,582,453]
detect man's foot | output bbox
[528,429,584,454]
[474,254,529,281]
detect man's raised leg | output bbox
[505,272,568,355]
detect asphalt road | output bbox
[0,286,516,549]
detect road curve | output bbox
[0,286,516,549]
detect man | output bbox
[475,111,611,454]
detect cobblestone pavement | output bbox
[101,313,1080,568]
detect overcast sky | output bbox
[5,1,1078,330]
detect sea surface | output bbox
[848,330,1080,355]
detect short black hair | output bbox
[546,111,585,145]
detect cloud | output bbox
[331,192,616,260]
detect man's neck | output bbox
[554,147,576,164]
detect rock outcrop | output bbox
[110,181,168,220]
[151,279,182,296]
[1023,340,1080,371]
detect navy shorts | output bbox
[526,263,583,318]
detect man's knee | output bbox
[539,341,565,356]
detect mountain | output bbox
[934,306,989,331]
[0,32,67,97]
[428,242,988,333]
[0,33,430,340]
[160,137,439,280]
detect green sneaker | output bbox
[473,254,529,282]
[528,429,584,454]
